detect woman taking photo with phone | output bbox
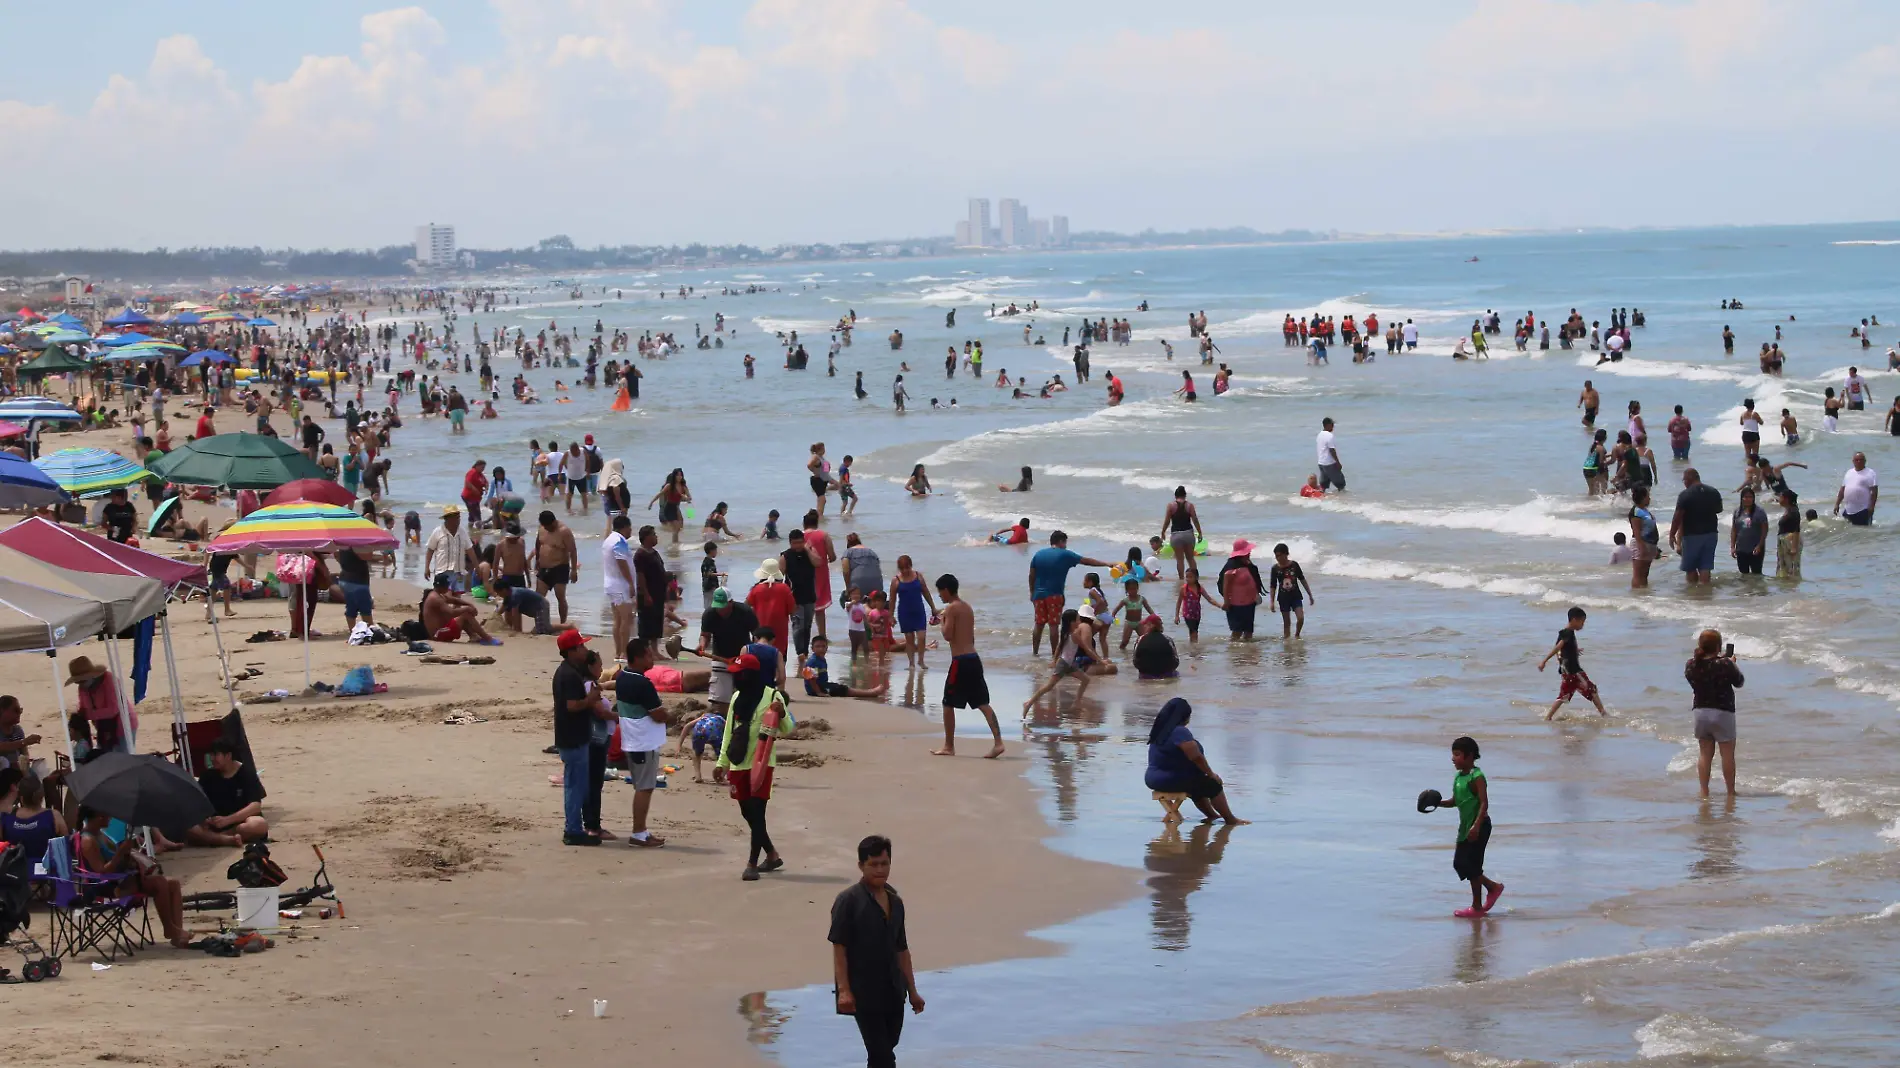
[1685,629,1744,798]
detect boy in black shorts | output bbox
[1538,606,1608,720]
[1268,543,1315,638]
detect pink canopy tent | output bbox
[0,516,206,588]
[0,517,215,758]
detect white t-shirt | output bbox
[1316,429,1338,466]
[1842,467,1879,513]
[601,532,636,598]
[1402,323,1418,343]
[1845,374,1868,400]
[1608,333,1626,352]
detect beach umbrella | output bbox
[0,397,83,422]
[148,433,325,489]
[26,327,90,346]
[0,420,27,439]
[146,495,182,536]
[104,308,155,327]
[0,453,70,508]
[97,332,156,347]
[16,347,92,378]
[263,478,356,509]
[169,311,203,325]
[198,310,244,323]
[247,317,277,327]
[207,501,396,555]
[33,447,154,498]
[67,752,213,830]
[46,313,84,328]
[178,349,234,367]
[209,502,397,688]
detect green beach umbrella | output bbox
[148,433,326,490]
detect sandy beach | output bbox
[1,403,1135,1067]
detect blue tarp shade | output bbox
[105,308,154,326]
[179,349,233,367]
[130,615,154,703]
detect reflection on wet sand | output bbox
[1690,796,1746,880]
[739,990,791,1046]
[1026,693,1111,824]
[1145,822,1236,951]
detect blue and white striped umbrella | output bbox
[0,397,83,422]
[33,447,154,498]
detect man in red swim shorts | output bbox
[421,573,501,646]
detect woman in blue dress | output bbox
[1144,698,1247,824]
[887,554,938,668]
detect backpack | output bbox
[584,446,603,474]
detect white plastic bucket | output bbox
[235,887,280,931]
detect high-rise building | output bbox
[1052,215,1070,247]
[999,198,1029,246]
[1030,218,1050,247]
[967,198,991,248]
[954,220,972,246]
[414,223,456,269]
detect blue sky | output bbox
[2,1,1897,251]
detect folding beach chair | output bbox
[36,837,152,963]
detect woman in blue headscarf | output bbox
[1144,698,1247,824]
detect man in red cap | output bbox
[552,628,605,846]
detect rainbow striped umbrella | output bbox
[198,310,246,324]
[206,502,396,554]
[32,447,154,498]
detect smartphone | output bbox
[1724,643,1735,658]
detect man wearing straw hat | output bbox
[746,557,796,685]
[68,655,134,756]
[425,504,475,592]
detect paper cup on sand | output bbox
[592,999,608,1018]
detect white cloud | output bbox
[2,0,1898,249]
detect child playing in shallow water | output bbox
[1114,579,1153,652]
[1174,564,1220,645]
[1445,735,1504,918]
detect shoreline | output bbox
[2,377,1142,1068]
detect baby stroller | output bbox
[0,843,59,982]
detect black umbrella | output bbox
[68,752,213,830]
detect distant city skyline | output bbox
[956,197,1067,249]
[2,2,1898,250]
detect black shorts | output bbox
[637,603,664,641]
[810,475,830,496]
[537,564,570,587]
[1453,817,1492,882]
[1741,431,1760,445]
[491,573,527,592]
[1276,592,1304,614]
[820,682,850,698]
[942,653,990,709]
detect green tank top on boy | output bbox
[1452,766,1486,840]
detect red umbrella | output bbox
[263,478,356,508]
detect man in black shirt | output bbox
[780,528,822,659]
[697,588,758,715]
[830,835,923,1068]
[100,488,137,543]
[334,547,375,626]
[1668,467,1724,586]
[299,415,324,460]
[189,739,269,847]
[633,524,669,657]
[552,629,603,846]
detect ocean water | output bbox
[364,223,1900,1066]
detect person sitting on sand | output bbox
[153,499,212,541]
[421,573,501,645]
[1132,616,1180,680]
[1143,698,1246,824]
[185,739,270,847]
[802,636,889,700]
